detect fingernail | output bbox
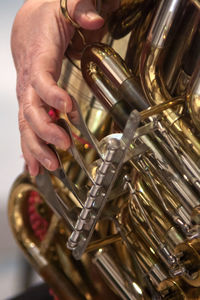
[59,141,68,151]
[58,100,67,113]
[86,11,102,20]
[44,158,52,169]
[55,138,68,150]
[62,101,67,113]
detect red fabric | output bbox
[28,191,59,300]
[28,191,49,241]
[48,108,60,121]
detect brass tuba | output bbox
[8,0,200,299]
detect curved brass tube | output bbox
[125,3,156,76]
[115,201,195,299]
[8,173,85,300]
[108,0,151,39]
[116,203,170,292]
[175,239,200,288]
[128,176,185,263]
[140,0,200,157]
[187,61,200,131]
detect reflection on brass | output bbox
[187,63,200,132]
[8,0,200,299]
[60,0,86,46]
[140,97,184,121]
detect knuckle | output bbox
[30,61,44,88]
[24,138,43,162]
[30,146,50,169]
[30,70,39,88]
[38,124,61,147]
[32,147,43,162]
[46,84,57,104]
[30,71,57,107]
[23,102,33,122]
[18,113,28,134]
[39,128,50,141]
[35,122,51,143]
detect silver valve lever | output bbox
[49,144,85,207]
[56,118,95,184]
[67,95,102,158]
[36,168,78,229]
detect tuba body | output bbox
[8,0,200,299]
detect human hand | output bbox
[11,0,104,176]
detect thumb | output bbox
[67,0,104,30]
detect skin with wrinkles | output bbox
[11,0,104,176]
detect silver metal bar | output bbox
[36,169,76,229]
[93,250,141,300]
[50,144,85,206]
[56,118,95,184]
[67,95,102,157]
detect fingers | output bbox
[30,51,72,113]
[21,126,59,175]
[23,86,71,150]
[18,87,71,175]
[31,69,72,113]
[68,0,104,30]
[21,143,40,176]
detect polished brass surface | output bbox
[8,174,85,300]
[140,0,200,158]
[8,0,200,299]
[187,62,200,132]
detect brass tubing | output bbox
[140,97,184,121]
[108,0,150,39]
[8,178,85,300]
[85,234,121,253]
[129,177,185,255]
[187,61,200,131]
[81,43,131,87]
[81,43,148,113]
[139,136,200,213]
[175,239,200,287]
[125,0,157,75]
[116,204,172,293]
[93,248,144,300]
[140,0,200,157]
[158,278,194,300]
[81,45,185,129]
[162,4,199,92]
